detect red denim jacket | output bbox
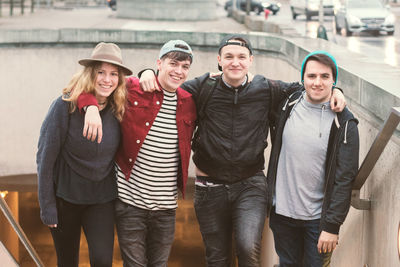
[78,77,197,198]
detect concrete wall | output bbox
[116,0,218,21]
[1,30,400,266]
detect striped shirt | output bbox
[116,90,179,210]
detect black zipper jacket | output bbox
[182,73,302,184]
[266,90,360,234]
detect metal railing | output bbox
[351,107,400,210]
[0,0,35,17]
[0,191,44,266]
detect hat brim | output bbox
[79,58,132,76]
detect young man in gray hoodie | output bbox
[266,51,359,267]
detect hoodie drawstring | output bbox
[344,121,349,144]
[288,92,303,117]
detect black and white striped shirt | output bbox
[116,90,179,210]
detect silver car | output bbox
[290,0,335,21]
[334,0,395,36]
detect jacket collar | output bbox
[221,74,248,89]
[176,87,192,100]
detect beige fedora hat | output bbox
[79,42,132,76]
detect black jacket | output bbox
[182,73,302,184]
[266,90,359,234]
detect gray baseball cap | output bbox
[159,40,193,61]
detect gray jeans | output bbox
[115,199,176,267]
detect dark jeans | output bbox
[114,199,176,267]
[269,209,332,267]
[194,173,268,267]
[50,198,115,267]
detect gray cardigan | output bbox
[36,96,120,225]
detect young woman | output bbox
[36,42,132,267]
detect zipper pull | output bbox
[234,89,238,105]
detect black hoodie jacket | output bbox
[266,90,360,234]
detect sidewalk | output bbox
[0,5,249,33]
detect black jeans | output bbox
[114,199,176,267]
[50,198,115,267]
[194,173,268,267]
[269,209,332,267]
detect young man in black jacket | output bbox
[266,51,359,267]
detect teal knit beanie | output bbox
[300,50,338,85]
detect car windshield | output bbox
[347,0,383,8]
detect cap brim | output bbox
[79,58,132,76]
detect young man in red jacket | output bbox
[77,40,196,266]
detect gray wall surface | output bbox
[1,30,399,266]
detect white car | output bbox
[334,0,395,36]
[290,0,335,21]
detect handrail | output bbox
[351,107,400,210]
[0,195,44,266]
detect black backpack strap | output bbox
[192,75,220,151]
[196,75,220,119]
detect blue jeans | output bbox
[194,173,268,267]
[50,198,115,267]
[269,209,332,267]
[114,199,176,267]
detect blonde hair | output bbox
[62,62,127,121]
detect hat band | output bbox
[219,42,252,54]
[92,54,123,64]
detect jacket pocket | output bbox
[181,119,196,141]
[184,119,195,127]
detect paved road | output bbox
[266,0,400,67]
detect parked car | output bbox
[290,0,334,21]
[334,0,395,36]
[224,0,281,15]
[107,0,116,10]
[265,1,282,14]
